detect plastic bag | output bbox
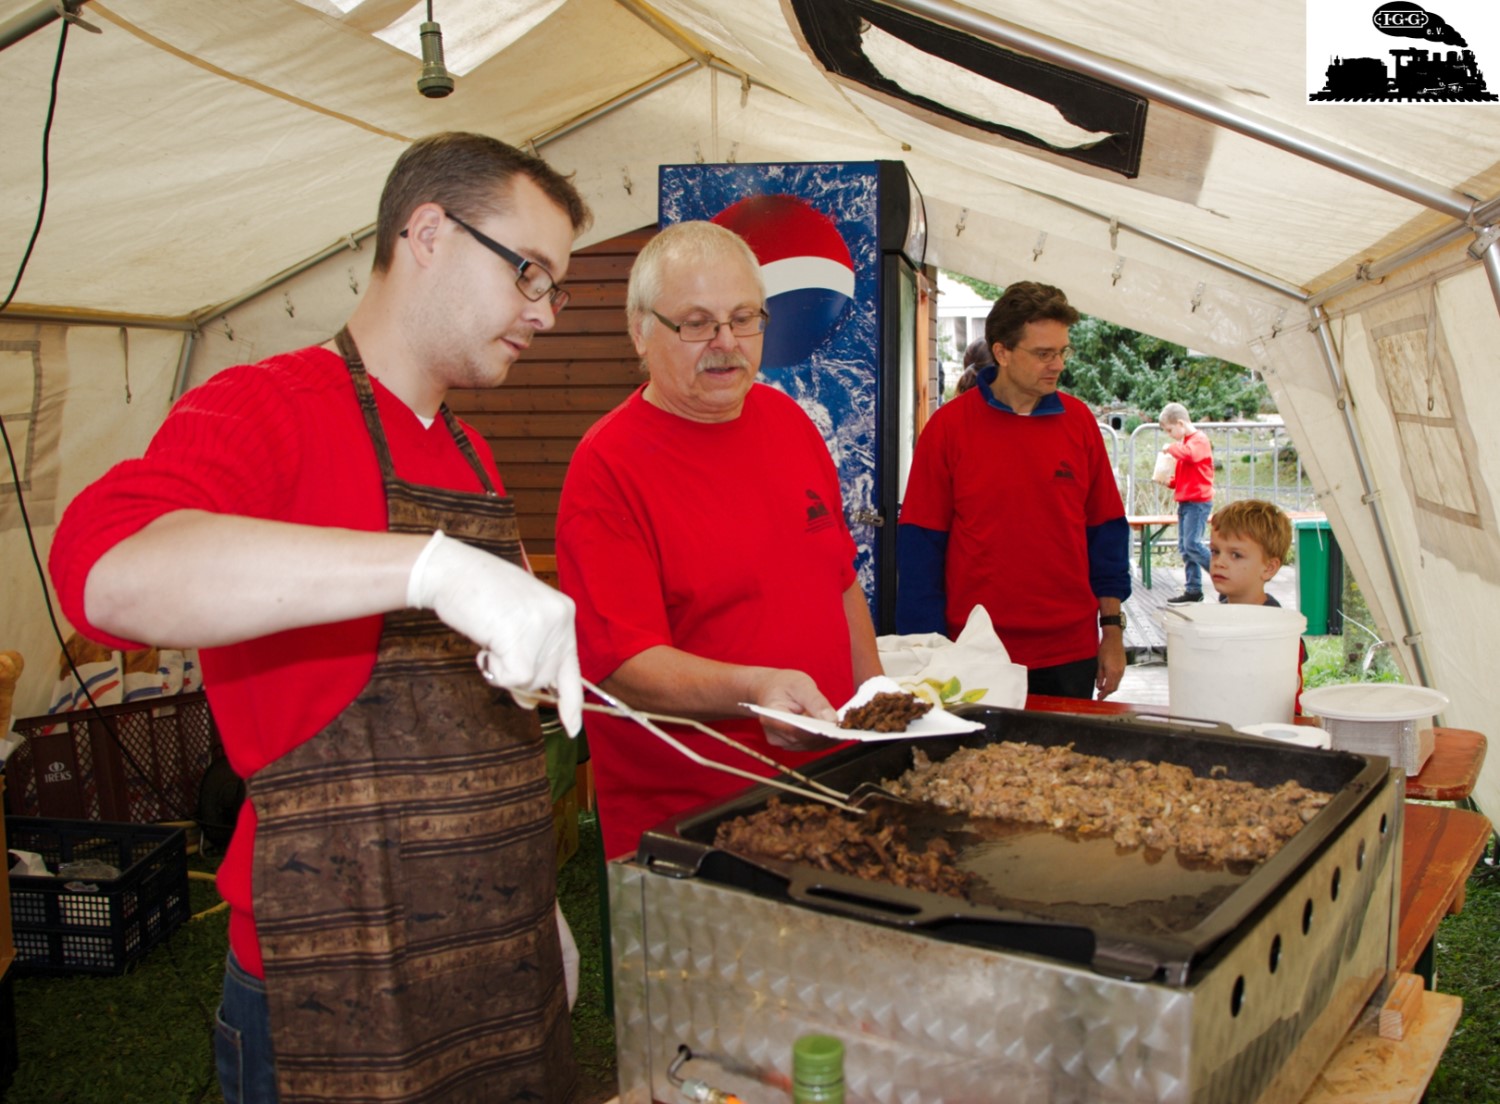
[1152,446,1176,486]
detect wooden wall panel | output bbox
[448,224,656,555]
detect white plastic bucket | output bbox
[1164,604,1307,730]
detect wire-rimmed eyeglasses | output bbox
[650,308,770,343]
[1015,344,1074,364]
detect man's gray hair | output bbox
[626,221,765,332]
[1159,402,1191,426]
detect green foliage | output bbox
[1428,866,1500,1103]
[1062,314,1269,419]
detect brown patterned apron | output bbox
[249,331,576,1103]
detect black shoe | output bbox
[1167,590,1204,604]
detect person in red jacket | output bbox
[1159,402,1215,603]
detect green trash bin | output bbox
[1294,518,1335,635]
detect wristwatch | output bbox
[1099,613,1126,630]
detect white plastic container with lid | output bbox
[1299,683,1448,775]
[1163,603,1307,730]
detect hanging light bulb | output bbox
[417,0,455,98]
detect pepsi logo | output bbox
[711,194,856,371]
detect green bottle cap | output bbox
[792,1034,844,1087]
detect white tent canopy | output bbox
[2,0,1498,818]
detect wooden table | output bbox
[1126,514,1178,589]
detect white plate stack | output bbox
[1299,684,1449,776]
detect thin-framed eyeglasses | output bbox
[409,211,570,312]
[1015,344,1074,364]
[650,308,770,343]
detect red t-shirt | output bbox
[1165,430,1214,503]
[48,347,504,977]
[898,388,1126,668]
[556,385,859,859]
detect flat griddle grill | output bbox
[637,705,1389,986]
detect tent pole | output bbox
[1472,228,1500,313]
[1309,305,1432,686]
[171,329,198,403]
[875,0,1475,221]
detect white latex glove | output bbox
[407,531,583,735]
[556,902,579,1010]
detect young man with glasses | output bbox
[897,281,1132,701]
[555,220,881,860]
[50,133,590,1103]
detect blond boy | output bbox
[1208,499,1291,606]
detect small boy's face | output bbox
[1209,531,1281,603]
[1161,419,1187,441]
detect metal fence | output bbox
[1099,419,1314,516]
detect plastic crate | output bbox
[5,819,189,976]
[8,692,220,824]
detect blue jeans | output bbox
[1178,499,1212,593]
[214,951,280,1103]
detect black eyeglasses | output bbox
[404,212,570,312]
[650,308,770,343]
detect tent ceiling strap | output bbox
[530,59,700,150]
[1467,223,1500,260]
[613,0,712,68]
[1308,221,1474,308]
[1021,185,1306,299]
[192,226,376,328]
[874,0,1474,221]
[1309,304,1432,686]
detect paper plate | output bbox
[1299,683,1448,722]
[742,675,984,742]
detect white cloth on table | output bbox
[877,605,1027,710]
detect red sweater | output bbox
[557,385,858,859]
[48,347,504,977]
[1165,430,1214,503]
[898,387,1127,668]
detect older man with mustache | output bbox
[556,220,881,859]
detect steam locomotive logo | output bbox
[711,194,856,371]
[1312,2,1497,101]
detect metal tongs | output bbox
[530,677,868,814]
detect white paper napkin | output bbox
[876,606,1028,710]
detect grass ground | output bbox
[2,817,1493,1102]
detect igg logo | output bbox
[1374,9,1428,27]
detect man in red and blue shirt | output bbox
[896,282,1130,701]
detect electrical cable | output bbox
[0,18,226,832]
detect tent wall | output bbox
[1,322,182,722]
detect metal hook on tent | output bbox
[54,1,101,34]
[283,293,295,319]
[348,269,360,295]
[1032,232,1047,262]
[1108,217,1119,251]
[1111,258,1125,286]
[955,208,968,237]
[1190,282,1205,313]
[740,73,751,107]
[221,318,234,342]
[343,233,361,253]
[621,168,633,196]
[692,142,705,164]
[1270,307,1287,338]
[726,142,739,164]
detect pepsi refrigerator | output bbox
[659,161,928,632]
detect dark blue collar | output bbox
[977,364,1065,416]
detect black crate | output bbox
[8,692,220,823]
[6,818,190,976]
